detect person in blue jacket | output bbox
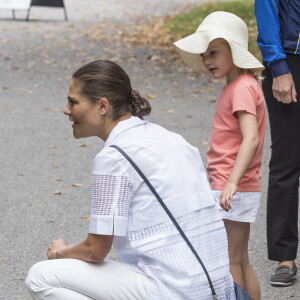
[255,0,299,287]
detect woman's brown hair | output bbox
[72,60,151,120]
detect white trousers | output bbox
[25,259,152,300]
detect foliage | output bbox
[164,0,261,60]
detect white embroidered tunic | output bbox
[89,117,235,299]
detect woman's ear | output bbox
[98,98,110,117]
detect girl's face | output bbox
[201,39,240,84]
[63,80,102,139]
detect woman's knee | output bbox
[25,260,52,295]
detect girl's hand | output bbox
[47,238,67,260]
[219,182,238,212]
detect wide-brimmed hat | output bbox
[173,11,264,73]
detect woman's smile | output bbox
[64,80,103,139]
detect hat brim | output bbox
[173,32,264,73]
[231,41,264,71]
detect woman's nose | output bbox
[63,105,70,115]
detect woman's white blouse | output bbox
[89,117,235,299]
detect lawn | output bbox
[164,0,261,59]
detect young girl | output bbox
[174,11,266,300]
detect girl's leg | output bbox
[224,220,261,300]
[223,220,246,287]
[241,223,261,300]
[25,259,152,300]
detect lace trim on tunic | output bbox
[89,174,133,236]
[91,174,133,217]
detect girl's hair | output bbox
[72,60,151,120]
[238,68,263,85]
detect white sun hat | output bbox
[173,11,264,73]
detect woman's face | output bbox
[63,80,102,139]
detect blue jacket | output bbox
[255,0,300,77]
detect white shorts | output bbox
[211,190,261,223]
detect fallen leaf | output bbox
[208,96,217,103]
[149,55,161,61]
[78,144,87,148]
[54,191,62,195]
[160,59,166,66]
[193,88,204,94]
[167,108,175,114]
[72,183,84,187]
[48,146,58,149]
[210,78,225,83]
[56,177,62,181]
[189,93,199,98]
[202,141,209,145]
[146,93,156,99]
[45,220,55,223]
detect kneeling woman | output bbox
[25,60,235,299]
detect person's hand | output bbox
[219,181,238,212]
[47,238,67,260]
[272,73,297,104]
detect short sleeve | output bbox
[230,83,258,117]
[88,147,133,237]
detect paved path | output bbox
[0,0,299,299]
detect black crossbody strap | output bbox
[110,145,217,300]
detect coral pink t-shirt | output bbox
[207,74,266,192]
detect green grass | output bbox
[164,0,261,59]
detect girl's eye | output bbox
[210,50,217,56]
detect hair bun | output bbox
[129,89,151,117]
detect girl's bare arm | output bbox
[219,111,260,211]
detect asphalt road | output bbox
[0,0,299,299]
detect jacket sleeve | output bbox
[255,0,290,77]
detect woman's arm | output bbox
[47,233,113,263]
[219,111,260,211]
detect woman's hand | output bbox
[219,181,238,212]
[46,234,113,262]
[47,238,67,260]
